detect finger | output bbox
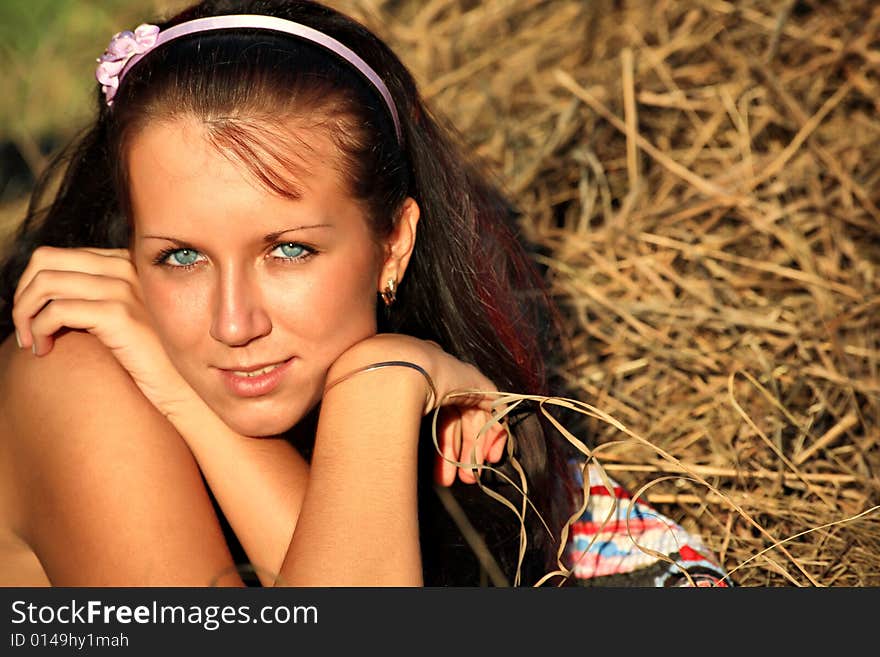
[483,395,512,452]
[457,408,488,484]
[487,419,508,463]
[79,247,131,260]
[13,247,136,312]
[476,409,504,465]
[484,422,507,464]
[435,408,462,487]
[474,410,507,471]
[14,247,136,306]
[29,298,128,356]
[13,271,136,349]
[15,270,135,324]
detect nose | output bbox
[210,264,272,346]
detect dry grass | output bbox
[2,0,878,586]
[349,0,879,586]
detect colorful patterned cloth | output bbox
[563,462,730,587]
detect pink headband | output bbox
[95,14,403,143]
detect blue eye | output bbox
[163,248,205,267]
[270,242,313,260]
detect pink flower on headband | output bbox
[95,24,160,105]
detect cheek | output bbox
[138,274,211,354]
[272,257,380,346]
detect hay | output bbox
[343,0,880,586]
[2,0,878,586]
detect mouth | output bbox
[216,357,296,398]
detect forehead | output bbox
[127,115,348,198]
[126,115,369,236]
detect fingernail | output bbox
[31,343,36,356]
[15,330,21,349]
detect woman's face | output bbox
[127,116,394,436]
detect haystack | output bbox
[352,0,879,586]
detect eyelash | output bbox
[152,242,318,270]
[268,242,317,263]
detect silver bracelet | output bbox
[323,360,438,410]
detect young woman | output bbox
[0,0,728,587]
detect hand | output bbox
[12,246,193,413]
[325,333,509,487]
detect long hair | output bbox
[0,0,579,586]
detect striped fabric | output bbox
[563,462,730,587]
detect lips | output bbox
[216,357,295,397]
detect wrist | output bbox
[326,334,439,413]
[325,362,427,409]
[325,360,436,414]
[316,364,426,463]
[156,376,213,429]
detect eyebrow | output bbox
[262,224,334,243]
[140,224,335,244]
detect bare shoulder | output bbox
[1,328,142,413]
[0,330,240,586]
[0,328,171,463]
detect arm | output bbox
[12,247,309,585]
[276,334,507,586]
[161,335,506,586]
[0,331,242,586]
[13,248,506,585]
[279,363,425,585]
[159,386,310,584]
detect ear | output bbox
[378,197,420,293]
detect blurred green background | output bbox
[0,0,191,238]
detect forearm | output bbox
[164,390,309,585]
[278,366,425,586]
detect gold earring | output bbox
[381,278,397,307]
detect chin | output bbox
[183,371,321,437]
[210,394,316,439]
[222,413,298,438]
